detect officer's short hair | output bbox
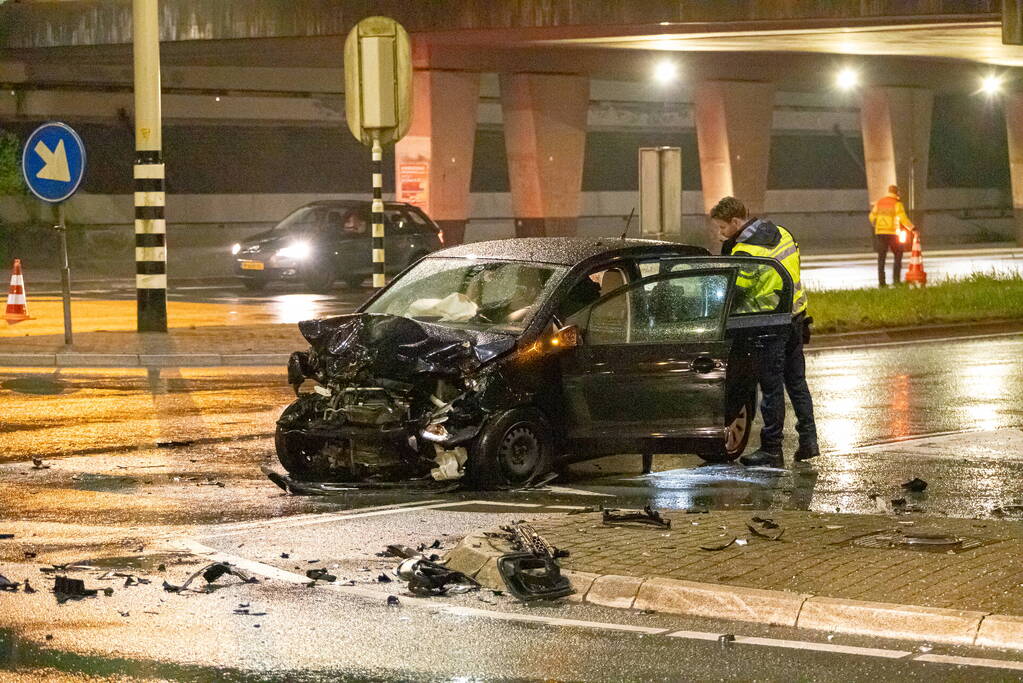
[709,196,748,222]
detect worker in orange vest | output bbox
[868,185,915,287]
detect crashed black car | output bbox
[276,238,795,487]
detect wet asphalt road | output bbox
[2,334,1023,679]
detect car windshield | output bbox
[273,207,323,234]
[365,257,568,334]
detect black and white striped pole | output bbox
[132,0,167,332]
[371,135,385,288]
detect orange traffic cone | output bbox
[4,259,33,324]
[904,231,927,287]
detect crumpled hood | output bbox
[297,313,516,383]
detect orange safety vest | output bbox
[869,194,914,237]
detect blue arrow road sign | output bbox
[21,122,86,203]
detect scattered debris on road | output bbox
[53,576,110,603]
[31,458,50,470]
[162,562,259,593]
[0,574,20,591]
[396,558,480,596]
[746,518,785,541]
[901,477,928,493]
[496,553,573,601]
[602,506,671,529]
[387,595,400,607]
[700,538,736,551]
[305,568,336,583]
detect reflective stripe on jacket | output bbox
[869,194,914,235]
[733,224,808,315]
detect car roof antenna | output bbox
[620,207,635,240]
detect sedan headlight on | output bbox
[275,241,312,260]
[231,243,241,255]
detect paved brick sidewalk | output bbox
[530,510,1023,615]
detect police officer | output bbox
[869,185,914,287]
[710,196,819,467]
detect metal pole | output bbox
[133,0,167,332]
[56,203,72,346]
[371,134,386,288]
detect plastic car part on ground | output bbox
[496,553,574,602]
[601,505,672,529]
[492,523,574,601]
[395,558,480,596]
[162,562,259,593]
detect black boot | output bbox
[794,442,820,462]
[739,449,784,467]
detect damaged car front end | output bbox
[278,313,528,485]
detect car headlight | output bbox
[231,243,241,255]
[276,241,312,260]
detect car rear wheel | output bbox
[466,408,553,488]
[701,388,756,463]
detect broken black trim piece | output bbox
[496,553,574,602]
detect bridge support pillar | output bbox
[694,80,775,250]
[1004,93,1023,246]
[860,86,932,229]
[500,73,589,238]
[395,69,480,246]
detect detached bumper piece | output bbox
[496,553,573,602]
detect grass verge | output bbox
[808,273,1023,334]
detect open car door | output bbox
[559,267,738,455]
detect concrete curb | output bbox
[444,528,1022,651]
[0,352,289,368]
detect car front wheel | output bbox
[466,408,553,488]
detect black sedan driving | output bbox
[232,200,443,292]
[275,237,794,487]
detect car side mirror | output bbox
[548,324,579,351]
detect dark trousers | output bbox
[874,234,904,286]
[755,315,818,454]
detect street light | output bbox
[980,74,1003,97]
[652,59,678,85]
[835,67,859,91]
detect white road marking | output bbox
[545,485,615,498]
[172,540,1023,671]
[729,635,910,659]
[809,330,1023,353]
[913,654,1023,671]
[201,499,457,538]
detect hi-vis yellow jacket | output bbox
[869,193,914,236]
[731,219,808,316]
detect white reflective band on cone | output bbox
[9,275,23,286]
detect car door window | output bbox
[633,256,792,321]
[571,270,733,345]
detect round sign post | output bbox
[21,122,87,346]
[344,16,412,288]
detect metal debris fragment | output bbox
[306,568,336,583]
[602,506,671,529]
[700,538,736,552]
[162,562,259,593]
[497,553,573,602]
[746,520,785,541]
[901,477,928,492]
[397,558,480,596]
